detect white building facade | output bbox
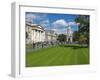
[26,23,45,44]
[26,23,58,44]
[45,30,58,43]
[66,26,73,43]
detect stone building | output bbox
[26,23,45,44]
[66,26,73,43]
[26,23,58,45]
[45,30,58,43]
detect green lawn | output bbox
[26,44,89,67]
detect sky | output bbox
[26,12,80,34]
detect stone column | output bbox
[35,30,37,43]
[40,31,42,41]
[33,30,35,42]
[39,30,41,42]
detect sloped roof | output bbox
[26,23,44,31]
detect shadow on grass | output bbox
[59,44,88,49]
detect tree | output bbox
[75,15,89,45]
[79,34,87,45]
[73,31,79,42]
[57,34,66,43]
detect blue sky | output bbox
[26,12,79,34]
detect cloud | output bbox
[26,13,36,23]
[51,28,67,34]
[51,29,58,32]
[26,13,51,30]
[51,19,68,34]
[52,19,68,29]
[39,19,50,29]
[26,14,33,23]
[68,22,78,26]
[26,13,47,23]
[52,19,78,27]
[51,19,78,34]
[26,13,78,33]
[26,13,36,19]
[40,19,50,25]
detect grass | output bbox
[26,44,89,67]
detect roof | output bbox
[26,23,44,31]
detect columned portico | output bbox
[26,23,45,44]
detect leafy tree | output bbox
[75,15,89,45]
[79,34,87,44]
[73,31,79,42]
[57,34,66,43]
